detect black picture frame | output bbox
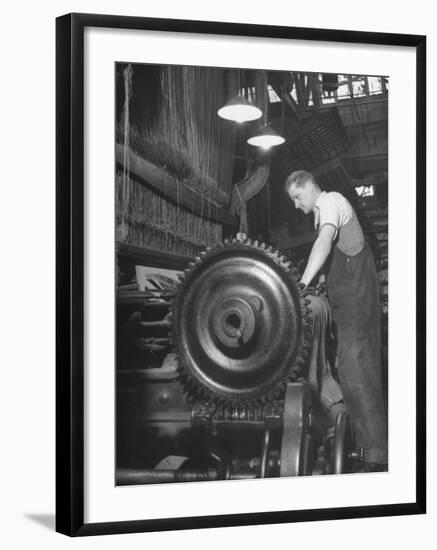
[56,12,426,537]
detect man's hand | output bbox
[301,225,335,286]
[315,281,327,296]
[297,281,307,293]
[315,273,327,296]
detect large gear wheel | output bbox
[172,239,312,405]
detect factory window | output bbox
[268,85,281,103]
[352,76,367,98]
[368,76,383,95]
[337,75,352,100]
[356,185,375,197]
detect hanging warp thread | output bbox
[158,66,234,205]
[267,180,271,237]
[235,185,248,236]
[120,64,133,241]
[115,171,222,256]
[116,65,229,254]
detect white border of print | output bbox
[84,26,416,524]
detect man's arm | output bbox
[300,224,336,286]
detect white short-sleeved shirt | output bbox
[314,191,365,255]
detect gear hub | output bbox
[172,239,311,405]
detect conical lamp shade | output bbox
[247,124,285,149]
[217,95,262,123]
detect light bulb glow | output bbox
[247,134,285,148]
[217,96,262,123]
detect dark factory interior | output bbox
[115,63,389,485]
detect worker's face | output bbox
[287,182,316,214]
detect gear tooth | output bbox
[246,238,253,246]
[231,237,237,244]
[303,318,312,329]
[188,262,195,269]
[177,273,185,281]
[195,256,201,262]
[200,250,207,258]
[260,242,266,249]
[254,240,259,247]
[302,337,310,349]
[224,238,230,245]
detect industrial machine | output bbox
[116,239,362,485]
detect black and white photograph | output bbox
[115,63,390,485]
[0,1,431,546]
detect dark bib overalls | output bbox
[327,241,388,464]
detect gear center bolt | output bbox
[212,297,261,349]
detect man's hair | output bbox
[284,170,317,193]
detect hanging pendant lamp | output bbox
[217,95,262,123]
[247,124,285,149]
[247,71,285,150]
[218,69,262,123]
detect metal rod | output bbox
[294,96,388,112]
[116,467,258,485]
[259,429,271,478]
[116,468,219,485]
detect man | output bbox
[285,170,387,472]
